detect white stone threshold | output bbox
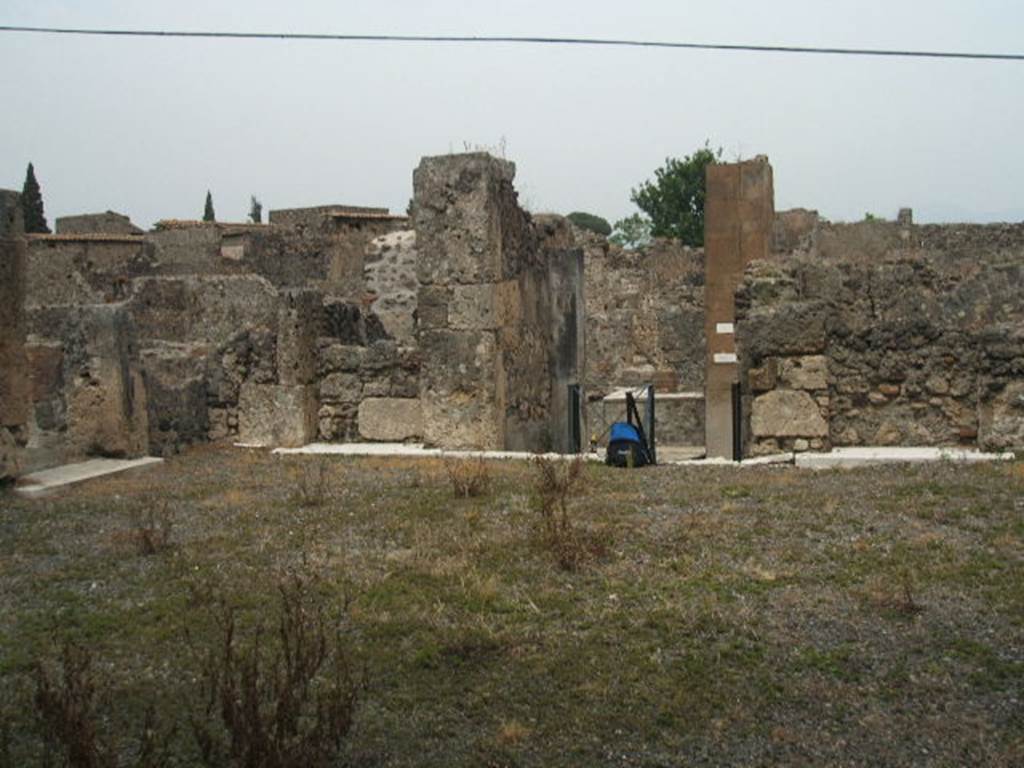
[272,442,605,462]
[15,457,164,498]
[264,443,1016,470]
[795,446,1015,469]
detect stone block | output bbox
[320,373,362,404]
[318,343,364,374]
[450,283,496,330]
[358,398,423,441]
[748,359,778,392]
[417,285,450,330]
[778,355,828,390]
[751,390,828,438]
[979,380,1024,450]
[238,384,317,448]
[276,290,321,386]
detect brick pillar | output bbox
[703,159,774,459]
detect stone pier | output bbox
[703,159,774,459]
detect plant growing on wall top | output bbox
[21,162,50,234]
[203,190,216,222]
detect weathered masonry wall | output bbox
[56,210,142,235]
[414,153,583,451]
[703,158,774,458]
[738,215,1024,455]
[0,190,28,481]
[578,229,706,446]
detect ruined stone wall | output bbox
[23,304,149,470]
[26,236,149,306]
[579,229,706,445]
[414,153,582,451]
[0,190,28,480]
[364,230,418,344]
[738,217,1024,454]
[56,211,142,235]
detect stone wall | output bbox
[578,229,706,446]
[738,216,1024,455]
[26,236,149,307]
[413,153,582,451]
[364,230,418,344]
[23,304,149,470]
[0,190,28,481]
[56,211,142,235]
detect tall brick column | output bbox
[703,158,774,459]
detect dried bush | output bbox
[445,457,492,499]
[128,503,174,556]
[290,458,331,508]
[32,642,171,768]
[530,456,607,571]
[189,573,359,768]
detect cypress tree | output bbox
[203,190,216,222]
[21,163,50,234]
[248,195,262,223]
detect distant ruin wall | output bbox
[56,211,142,235]
[738,218,1024,454]
[1,190,28,480]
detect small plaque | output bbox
[713,352,738,364]
[715,322,735,334]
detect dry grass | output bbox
[1,447,1022,766]
[530,455,608,570]
[444,457,492,498]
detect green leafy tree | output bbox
[21,162,50,234]
[203,190,216,222]
[609,213,653,250]
[630,143,722,246]
[566,211,612,237]
[249,195,263,224]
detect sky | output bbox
[1,1,1022,229]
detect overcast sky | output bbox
[2,1,1022,229]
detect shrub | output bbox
[189,573,359,768]
[291,458,330,508]
[530,456,607,571]
[129,503,175,556]
[32,642,171,768]
[566,211,612,237]
[445,457,492,498]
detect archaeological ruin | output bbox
[1,152,1022,483]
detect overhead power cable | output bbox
[0,25,1022,61]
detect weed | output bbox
[291,458,330,508]
[126,503,174,556]
[189,572,359,768]
[445,457,492,498]
[32,642,172,768]
[33,642,102,768]
[530,456,607,571]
